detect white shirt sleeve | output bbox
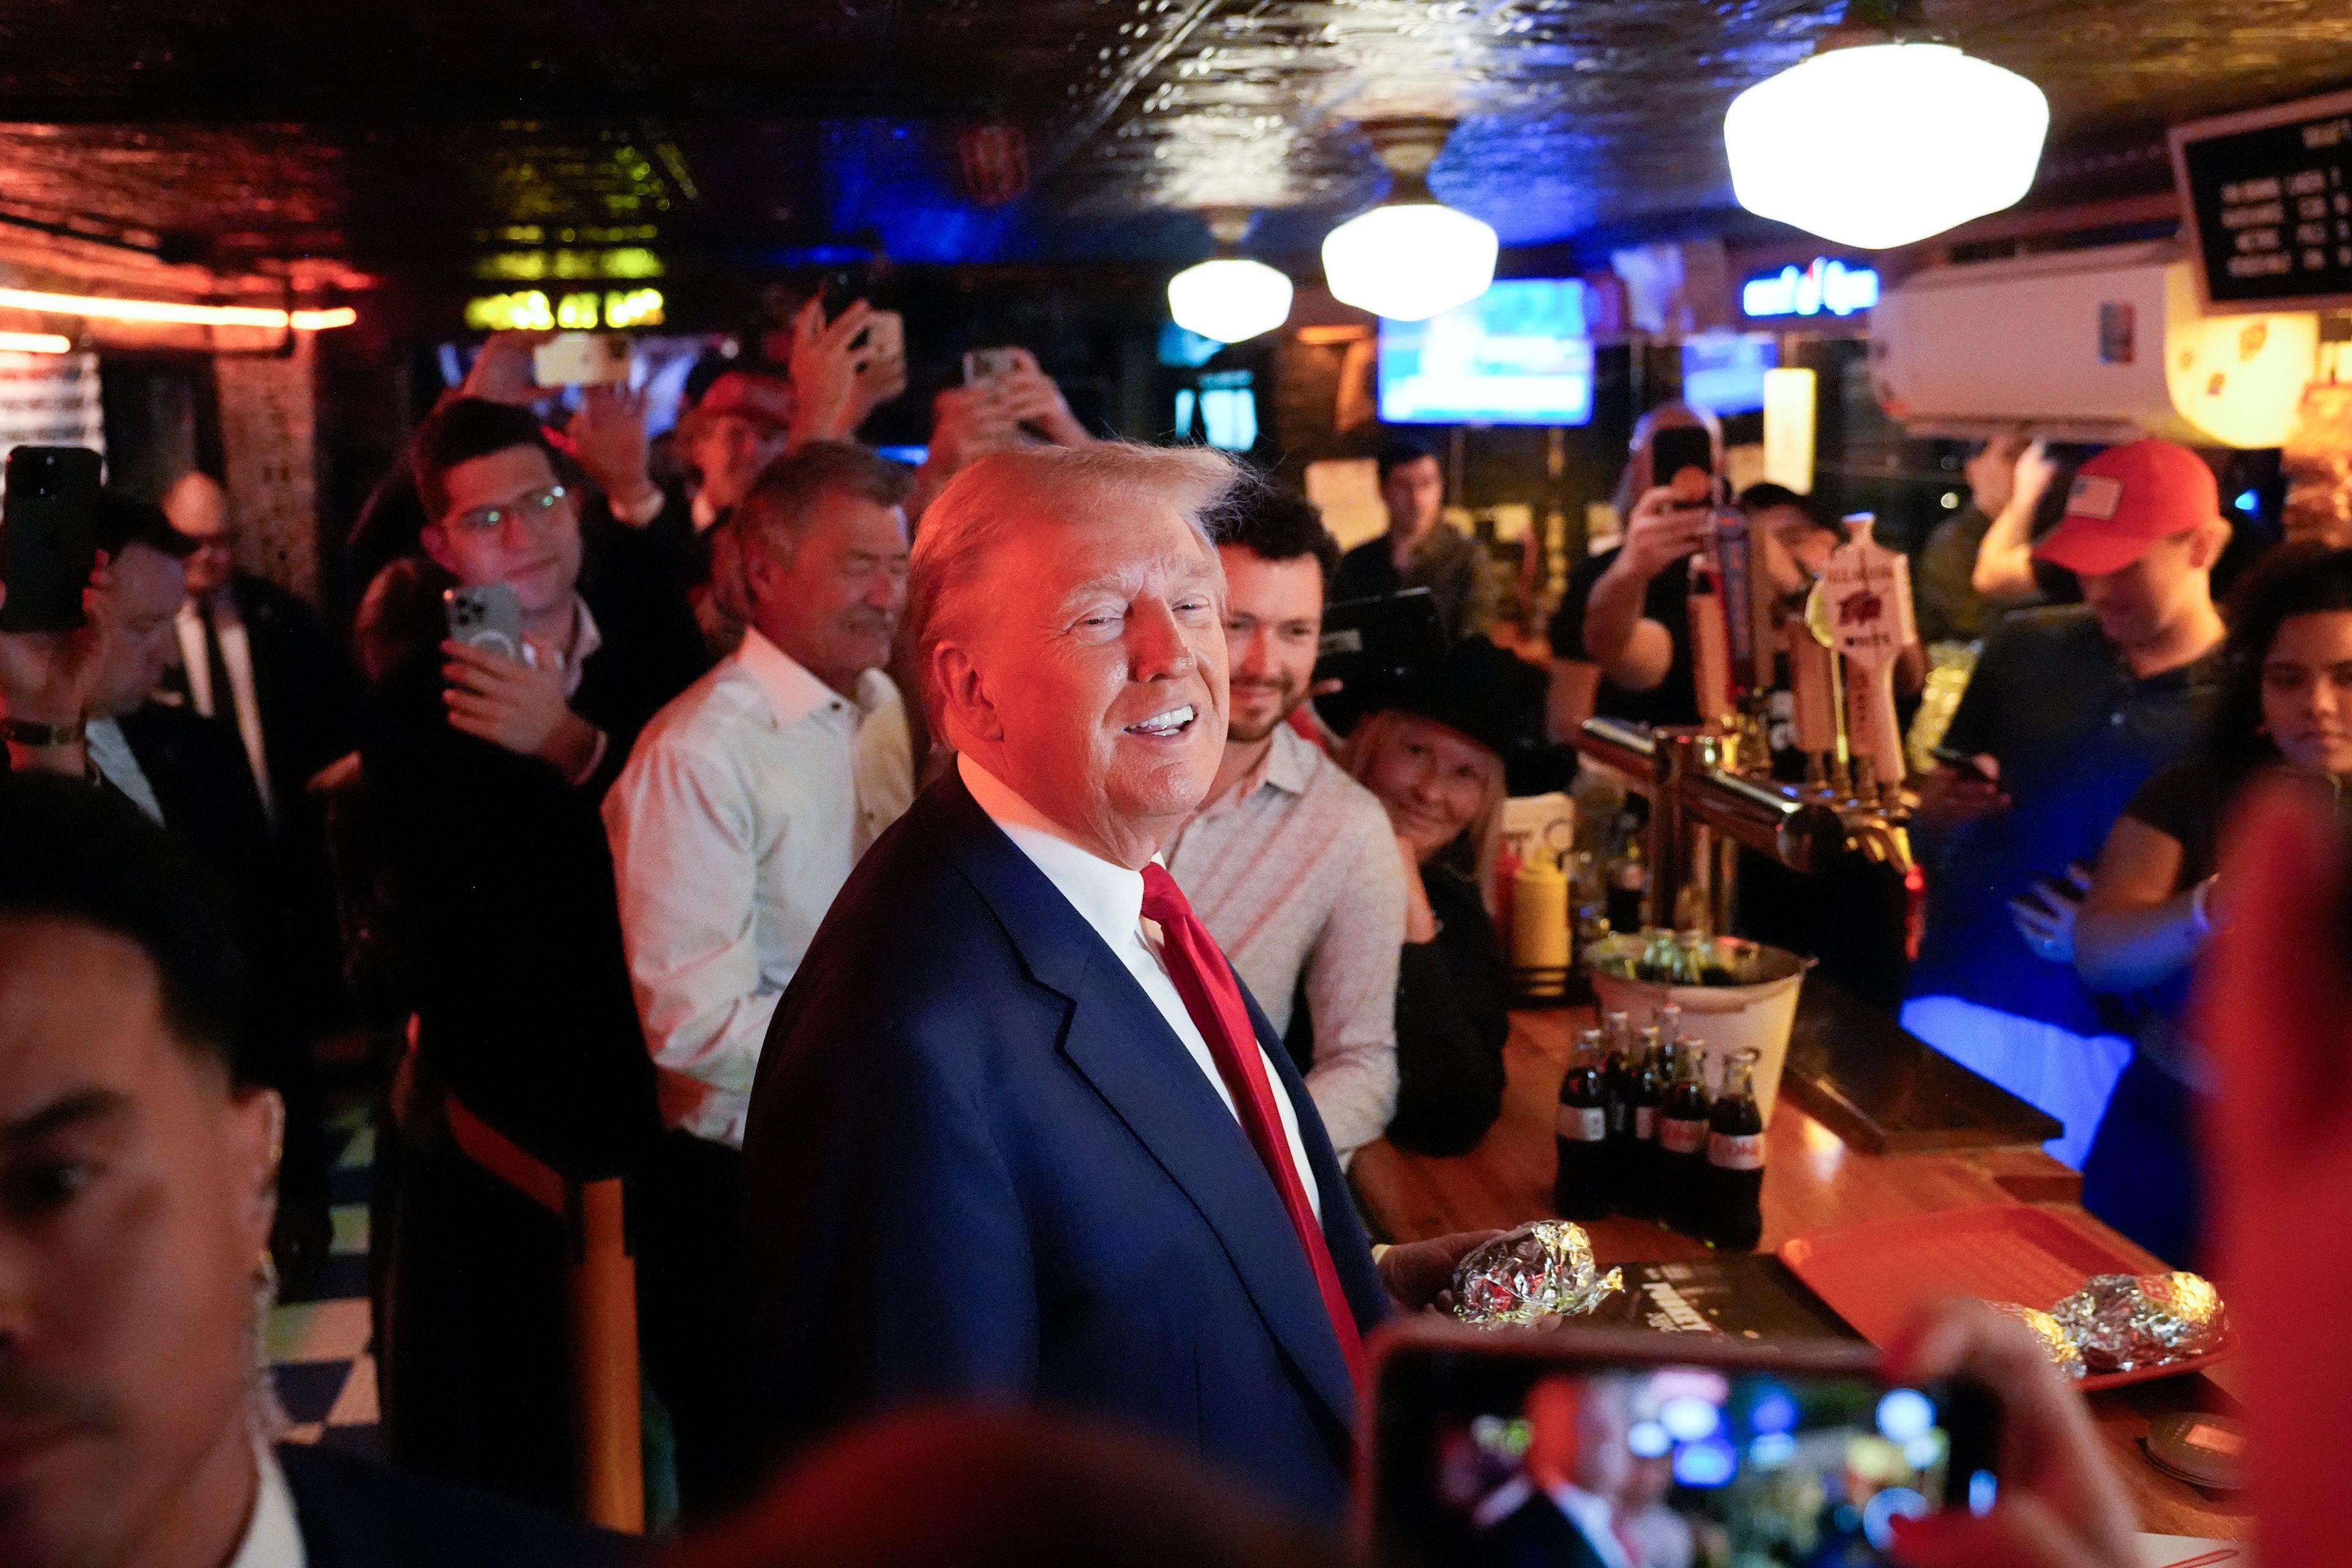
[1299,810,1406,1164]
[603,738,776,1140]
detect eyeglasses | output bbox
[451,484,568,535]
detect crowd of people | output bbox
[0,290,2338,1568]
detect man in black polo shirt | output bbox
[1903,439,2231,1166]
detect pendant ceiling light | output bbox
[1321,118,1498,322]
[1722,1,2048,251]
[1166,211,1295,344]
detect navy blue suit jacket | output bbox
[743,769,1391,1518]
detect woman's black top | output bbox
[1385,862,1511,1157]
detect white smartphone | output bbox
[963,346,1021,385]
[532,331,633,388]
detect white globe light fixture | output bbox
[1321,118,1498,322]
[1724,9,2049,251]
[1167,211,1295,343]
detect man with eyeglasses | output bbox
[602,440,916,1518]
[358,396,706,1510]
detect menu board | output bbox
[2171,87,2352,314]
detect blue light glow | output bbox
[2236,488,2261,515]
[1673,1437,1740,1488]
[1660,1396,1722,1443]
[1862,1486,1930,1550]
[1749,1432,1797,1469]
[1876,1389,1936,1444]
[1627,1420,1672,1459]
[1749,1390,1798,1436]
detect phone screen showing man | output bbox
[1368,1348,1997,1567]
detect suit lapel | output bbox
[918,773,1359,1427]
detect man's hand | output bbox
[460,330,556,407]
[852,342,910,426]
[2008,863,2091,964]
[1964,430,2029,521]
[0,555,112,724]
[567,384,660,516]
[2010,437,2058,520]
[1913,759,2009,833]
[441,639,601,776]
[1615,485,1714,584]
[786,296,876,447]
[1883,1300,2136,1568]
[1378,1229,1506,1314]
[992,349,1093,447]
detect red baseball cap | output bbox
[2032,439,2220,577]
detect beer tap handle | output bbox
[1822,514,1917,802]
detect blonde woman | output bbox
[1341,666,1513,1156]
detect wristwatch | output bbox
[1,716,86,747]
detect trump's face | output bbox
[949,499,1229,868]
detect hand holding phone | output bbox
[1880,1301,2137,1568]
[532,332,632,388]
[1649,425,1717,507]
[0,446,103,634]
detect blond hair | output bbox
[1341,709,1509,922]
[906,442,1242,733]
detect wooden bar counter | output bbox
[1351,1006,2251,1542]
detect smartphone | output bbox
[1360,1324,2000,1568]
[531,332,632,388]
[859,310,904,369]
[964,347,1022,386]
[818,267,864,324]
[1651,426,1717,505]
[443,582,525,662]
[0,446,104,634]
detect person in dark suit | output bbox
[1477,1376,1636,1568]
[361,397,706,1510]
[0,773,628,1568]
[743,445,1488,1520]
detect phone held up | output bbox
[963,347,1022,387]
[532,332,633,389]
[444,582,526,663]
[1649,425,1717,508]
[1360,1322,2000,1568]
[0,445,104,635]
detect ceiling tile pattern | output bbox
[0,0,2337,273]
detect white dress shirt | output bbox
[86,717,164,825]
[605,628,912,1146]
[229,1442,306,1568]
[958,753,1319,1218]
[176,591,274,820]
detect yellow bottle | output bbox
[1511,851,1572,999]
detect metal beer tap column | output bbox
[1571,513,1921,938]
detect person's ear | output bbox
[933,639,1003,746]
[419,522,459,578]
[223,1085,284,1260]
[2191,516,2232,572]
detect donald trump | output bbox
[743,442,1479,1517]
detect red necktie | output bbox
[1139,864,1366,1390]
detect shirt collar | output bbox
[228,1441,306,1568]
[1544,1483,1626,1568]
[734,625,846,728]
[959,753,1148,953]
[1262,721,1314,796]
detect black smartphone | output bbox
[818,267,863,324]
[1651,426,1716,499]
[1360,1324,2001,1568]
[0,446,104,634]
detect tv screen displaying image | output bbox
[1681,333,1781,418]
[1378,280,1594,427]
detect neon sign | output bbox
[464,288,665,333]
[1742,257,1880,319]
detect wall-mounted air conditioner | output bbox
[1869,241,2318,449]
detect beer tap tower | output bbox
[1572,508,1921,941]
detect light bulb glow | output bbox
[1166,258,1294,344]
[0,332,70,354]
[1724,42,2049,250]
[1321,202,1498,321]
[0,286,356,331]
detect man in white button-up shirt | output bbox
[603,440,915,1517]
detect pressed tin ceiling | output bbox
[0,0,2340,275]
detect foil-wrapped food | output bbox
[1992,1271,2227,1379]
[1451,1220,1624,1327]
[2048,1272,2228,1373]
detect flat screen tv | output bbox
[1376,279,1594,426]
[1681,333,1781,418]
